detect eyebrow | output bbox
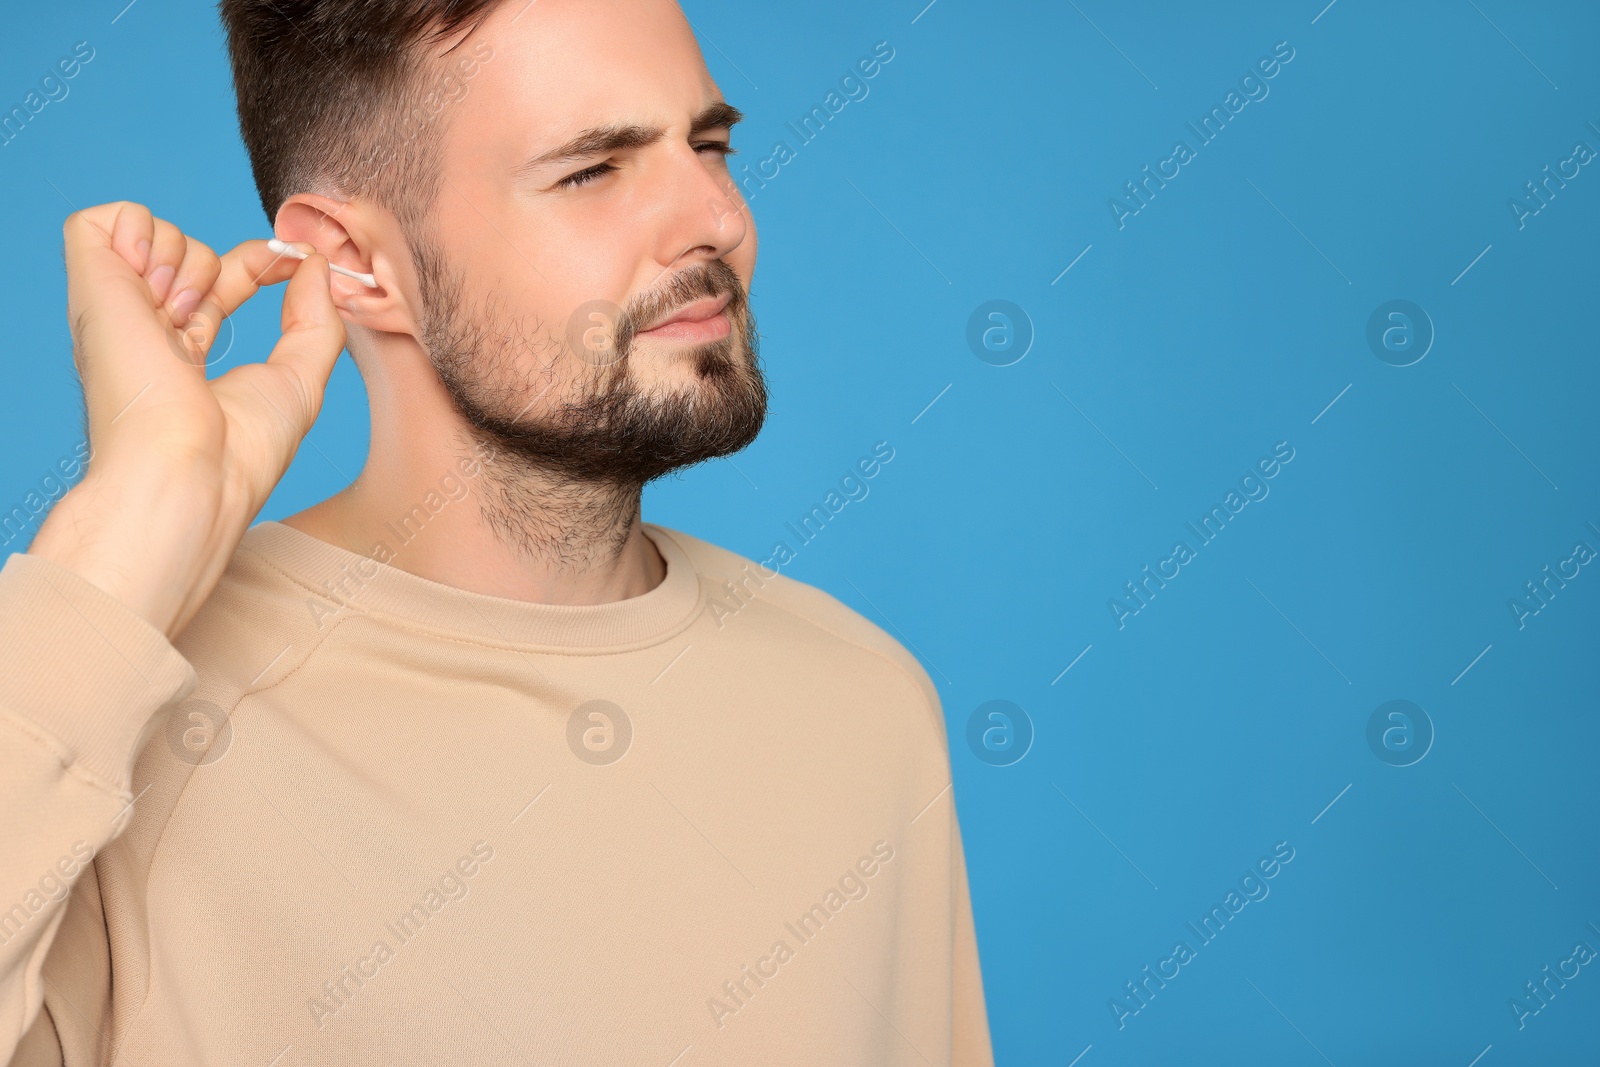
[515,100,744,179]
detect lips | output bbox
[639,291,732,334]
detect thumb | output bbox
[264,253,348,426]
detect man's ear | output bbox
[273,194,420,337]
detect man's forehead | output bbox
[471,0,706,77]
[451,0,719,147]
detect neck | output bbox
[470,432,655,580]
[280,426,666,608]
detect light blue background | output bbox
[3,1,1597,1063]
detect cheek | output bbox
[535,212,650,306]
[450,231,619,349]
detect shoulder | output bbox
[647,524,946,737]
[167,524,347,719]
[177,529,333,658]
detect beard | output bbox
[413,234,768,491]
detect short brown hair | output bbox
[218,0,502,229]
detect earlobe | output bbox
[328,260,420,336]
[328,279,376,320]
[327,278,420,337]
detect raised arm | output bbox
[1,202,347,1062]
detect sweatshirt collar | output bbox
[239,519,705,652]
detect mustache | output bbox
[619,261,745,344]
[562,260,748,369]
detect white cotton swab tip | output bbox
[267,238,379,289]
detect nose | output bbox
[648,142,750,270]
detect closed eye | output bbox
[555,162,618,190]
[554,141,738,190]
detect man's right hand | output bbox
[29,201,349,640]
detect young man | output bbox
[0,1,992,1063]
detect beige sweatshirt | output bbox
[0,520,991,1066]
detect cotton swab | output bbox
[267,238,379,288]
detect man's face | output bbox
[412,0,764,485]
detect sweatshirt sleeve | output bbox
[950,809,994,1066]
[0,552,197,1065]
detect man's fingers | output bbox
[162,237,222,329]
[144,220,188,305]
[172,294,228,367]
[65,203,165,313]
[203,239,317,323]
[163,239,308,362]
[261,255,347,428]
[63,208,190,393]
[107,202,155,275]
[61,208,347,437]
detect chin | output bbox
[636,341,747,388]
